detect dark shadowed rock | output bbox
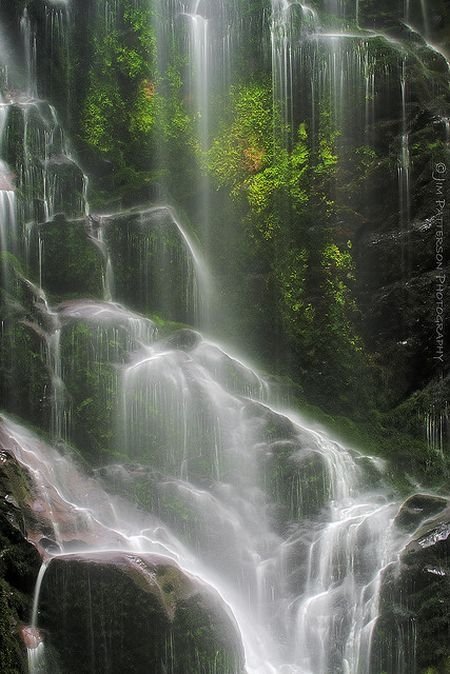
[395,493,449,531]
[39,552,245,674]
[373,499,450,673]
[0,450,41,673]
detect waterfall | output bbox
[398,59,411,239]
[20,9,38,100]
[0,1,448,673]
[27,563,48,674]
[98,205,209,326]
[2,371,403,673]
[0,99,17,286]
[270,1,319,144]
[183,3,209,151]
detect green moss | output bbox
[0,321,51,432]
[290,394,447,492]
[79,1,160,201]
[28,216,104,300]
[130,80,160,136]
[40,557,244,674]
[208,82,274,199]
[59,321,124,463]
[83,83,125,153]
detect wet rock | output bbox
[395,493,449,531]
[260,440,330,525]
[404,507,450,554]
[0,451,41,673]
[165,328,202,352]
[0,263,53,432]
[100,207,201,324]
[20,625,42,650]
[372,501,450,673]
[39,552,245,674]
[95,463,161,511]
[37,538,61,555]
[243,400,297,442]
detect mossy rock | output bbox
[58,319,120,463]
[39,552,245,674]
[56,301,156,463]
[164,328,202,352]
[0,319,51,431]
[28,214,104,299]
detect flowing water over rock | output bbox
[0,380,403,673]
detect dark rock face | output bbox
[0,450,41,673]
[373,499,450,674]
[39,552,245,674]
[0,256,53,431]
[395,493,449,531]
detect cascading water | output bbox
[0,1,448,673]
[0,174,17,277]
[0,97,18,285]
[3,351,404,674]
[97,205,209,326]
[270,1,319,145]
[399,59,410,228]
[21,8,38,99]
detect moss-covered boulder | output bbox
[261,439,331,526]
[57,300,155,463]
[28,214,104,299]
[0,101,86,226]
[39,552,245,674]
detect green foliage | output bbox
[321,242,361,343]
[277,247,310,329]
[208,82,274,197]
[206,77,371,413]
[81,1,159,189]
[130,79,160,135]
[83,85,124,153]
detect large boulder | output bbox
[39,552,245,674]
